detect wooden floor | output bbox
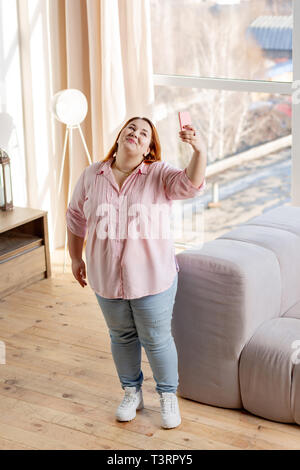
[1,270,300,450]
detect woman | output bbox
[66,116,206,429]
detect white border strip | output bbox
[292,0,300,206]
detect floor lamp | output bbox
[51,89,92,273]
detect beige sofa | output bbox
[173,204,300,424]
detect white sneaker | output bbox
[115,386,144,422]
[159,392,181,429]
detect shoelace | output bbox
[160,395,177,414]
[119,391,138,408]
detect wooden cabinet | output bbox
[0,207,51,299]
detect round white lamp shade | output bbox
[52,89,88,126]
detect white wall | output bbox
[0,0,26,207]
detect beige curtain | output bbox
[48,0,154,249]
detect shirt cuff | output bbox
[183,167,206,191]
[66,208,87,238]
[66,224,87,239]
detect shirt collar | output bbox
[96,156,150,175]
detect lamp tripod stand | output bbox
[53,123,92,273]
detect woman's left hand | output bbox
[179,124,205,153]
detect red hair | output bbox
[101,116,161,164]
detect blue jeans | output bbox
[95,273,179,395]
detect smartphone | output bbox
[178,111,192,131]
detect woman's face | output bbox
[118,119,152,157]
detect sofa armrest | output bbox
[173,238,281,408]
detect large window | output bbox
[150,0,295,248]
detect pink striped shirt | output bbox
[66,156,206,299]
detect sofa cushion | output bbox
[219,224,300,316]
[283,300,300,320]
[244,204,300,237]
[239,317,300,424]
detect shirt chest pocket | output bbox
[83,180,114,223]
[83,195,92,222]
[83,182,96,222]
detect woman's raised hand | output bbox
[179,124,205,154]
